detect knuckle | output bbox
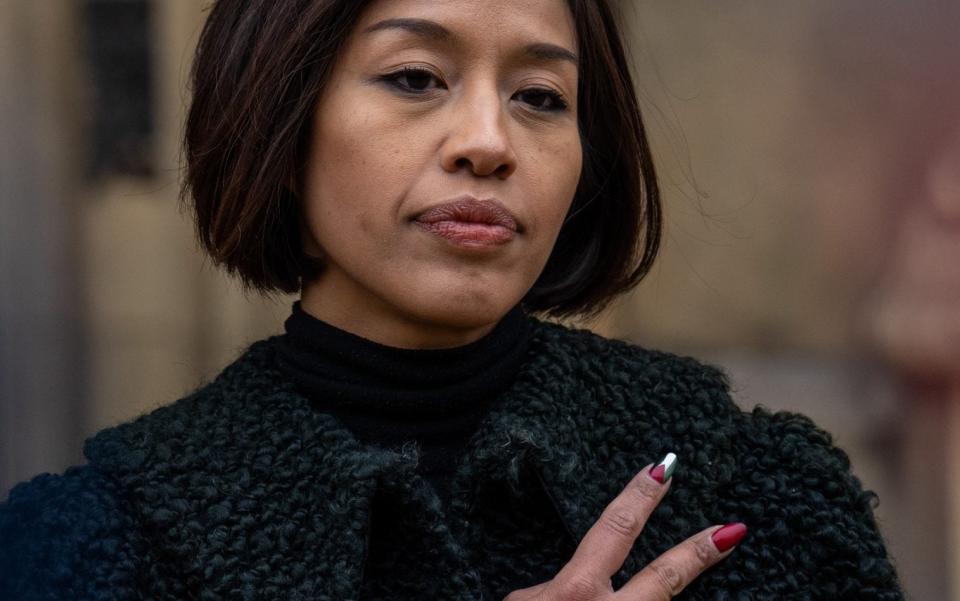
[600,507,639,538]
[693,536,715,566]
[626,478,661,504]
[651,562,685,597]
[554,574,601,601]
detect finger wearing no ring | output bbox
[618,522,748,600]
[559,455,675,584]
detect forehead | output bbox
[355,0,578,56]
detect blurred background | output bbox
[1,1,957,599]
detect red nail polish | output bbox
[711,522,747,552]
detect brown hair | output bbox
[181,0,661,319]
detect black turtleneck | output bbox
[272,301,532,504]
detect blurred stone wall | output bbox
[609,3,960,599]
[0,0,291,496]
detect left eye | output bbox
[515,88,569,112]
[380,67,569,113]
[384,66,438,92]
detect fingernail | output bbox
[648,452,677,484]
[711,522,748,552]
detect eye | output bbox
[380,66,445,94]
[515,88,569,113]
[380,67,570,113]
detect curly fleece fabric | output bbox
[0,317,905,600]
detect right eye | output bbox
[380,66,445,94]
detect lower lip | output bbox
[414,220,515,247]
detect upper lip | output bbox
[413,196,520,232]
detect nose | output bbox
[439,82,518,179]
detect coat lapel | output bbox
[82,322,620,601]
[84,339,393,600]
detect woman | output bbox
[0,1,904,600]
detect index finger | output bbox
[558,453,677,584]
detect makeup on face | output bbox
[298,0,582,347]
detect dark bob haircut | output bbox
[181,0,661,319]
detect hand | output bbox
[504,454,746,600]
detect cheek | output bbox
[306,107,423,237]
[534,134,583,233]
[562,136,584,205]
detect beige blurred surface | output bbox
[2,1,958,599]
[610,3,960,599]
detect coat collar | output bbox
[83,318,602,600]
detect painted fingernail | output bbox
[711,522,748,552]
[648,452,677,484]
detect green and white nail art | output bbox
[649,452,678,483]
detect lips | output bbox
[413,196,520,248]
[414,197,519,231]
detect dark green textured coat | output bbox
[0,318,905,600]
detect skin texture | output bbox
[298,0,583,349]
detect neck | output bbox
[270,299,535,496]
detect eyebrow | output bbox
[362,17,579,68]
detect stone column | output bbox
[0,0,86,496]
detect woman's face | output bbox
[298,0,582,348]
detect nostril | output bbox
[453,157,511,179]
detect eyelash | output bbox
[379,66,569,113]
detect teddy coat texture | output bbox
[0,317,905,600]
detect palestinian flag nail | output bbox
[648,452,677,484]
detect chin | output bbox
[402,288,522,331]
